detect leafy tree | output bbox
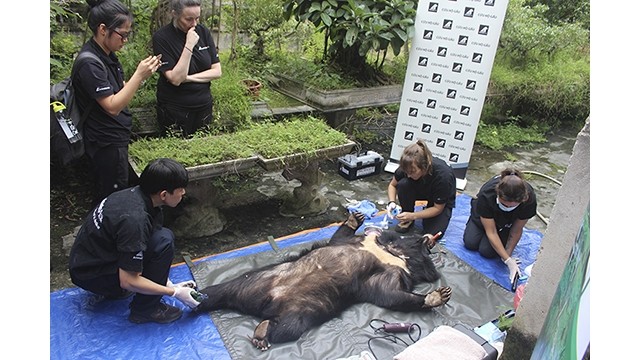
[236,0,286,59]
[283,0,417,83]
[526,0,589,27]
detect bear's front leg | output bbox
[346,211,366,230]
[329,212,366,245]
[423,286,452,308]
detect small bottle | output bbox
[390,205,402,218]
[51,101,82,143]
[190,290,207,302]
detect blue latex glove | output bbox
[346,200,379,219]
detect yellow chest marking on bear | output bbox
[360,234,408,272]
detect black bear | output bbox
[194,211,452,351]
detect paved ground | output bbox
[49,118,580,292]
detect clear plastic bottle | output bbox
[51,101,82,143]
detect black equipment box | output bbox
[453,324,499,360]
[337,151,384,181]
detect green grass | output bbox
[475,120,548,151]
[129,115,350,167]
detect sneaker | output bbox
[395,220,414,233]
[128,302,183,324]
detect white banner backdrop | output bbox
[385,0,509,189]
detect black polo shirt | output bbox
[153,23,220,109]
[72,39,132,149]
[394,157,457,209]
[469,175,537,231]
[69,186,163,280]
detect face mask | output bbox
[496,197,519,212]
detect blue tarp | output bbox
[50,194,542,359]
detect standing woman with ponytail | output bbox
[152,0,221,137]
[387,140,457,241]
[73,0,162,204]
[463,168,537,286]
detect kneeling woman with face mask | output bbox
[463,168,537,288]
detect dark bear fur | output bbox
[194,212,452,351]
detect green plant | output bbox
[210,54,254,133]
[283,0,417,83]
[263,50,359,90]
[129,115,351,168]
[499,0,589,65]
[258,87,305,108]
[495,309,515,332]
[235,115,350,158]
[482,0,590,128]
[527,0,589,27]
[234,0,287,58]
[50,0,87,82]
[129,132,255,168]
[475,119,548,151]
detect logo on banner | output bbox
[466,80,476,90]
[404,131,414,141]
[388,0,509,180]
[464,7,475,17]
[447,89,457,99]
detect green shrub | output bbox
[475,119,548,151]
[129,115,351,167]
[210,54,254,133]
[235,115,350,158]
[484,0,590,128]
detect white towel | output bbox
[393,325,488,360]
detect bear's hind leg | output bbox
[251,320,272,351]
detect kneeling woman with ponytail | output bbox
[463,168,538,288]
[386,140,457,241]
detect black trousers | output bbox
[87,144,138,204]
[463,219,510,258]
[395,177,453,235]
[70,228,175,315]
[156,102,212,137]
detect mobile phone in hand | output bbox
[511,272,520,292]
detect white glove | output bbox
[503,257,521,289]
[172,286,201,309]
[167,279,196,289]
[386,201,400,219]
